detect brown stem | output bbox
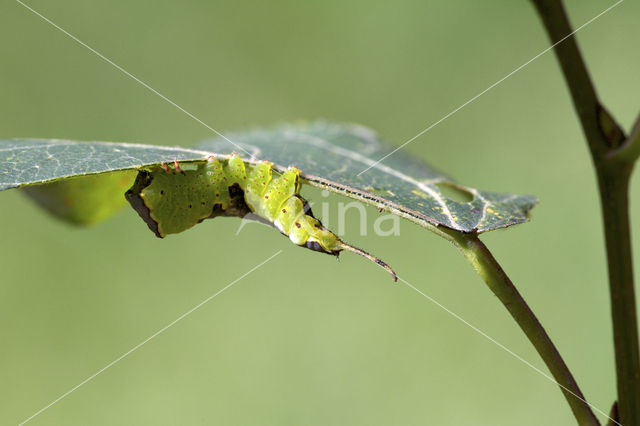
[596,165,640,425]
[531,1,640,424]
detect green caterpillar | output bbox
[125,154,397,281]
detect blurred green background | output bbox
[1,1,639,424]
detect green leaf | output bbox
[22,170,138,225]
[197,122,538,233]
[0,122,537,233]
[0,139,211,189]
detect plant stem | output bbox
[611,113,640,163]
[531,1,640,424]
[606,402,619,426]
[596,165,640,424]
[441,229,600,425]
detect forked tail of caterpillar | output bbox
[339,242,398,282]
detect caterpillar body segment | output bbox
[125,154,397,281]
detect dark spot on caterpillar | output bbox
[201,201,205,205]
[264,195,269,199]
[160,190,164,195]
[305,240,321,251]
[314,224,321,229]
[300,197,314,217]
[304,240,340,256]
[188,204,192,209]
[282,209,287,213]
[295,222,301,228]
[125,170,162,238]
[228,182,243,198]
